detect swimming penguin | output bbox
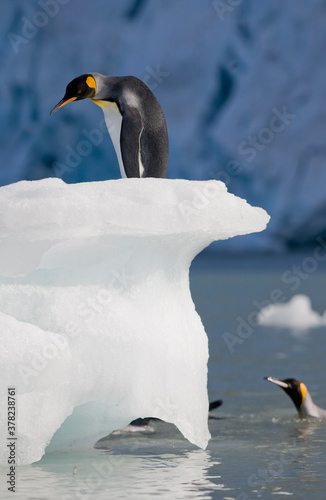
[50,73,169,178]
[125,399,224,427]
[264,376,326,419]
[122,400,223,431]
[95,399,224,442]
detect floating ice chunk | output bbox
[0,178,269,465]
[257,294,326,330]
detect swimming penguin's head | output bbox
[264,376,307,415]
[50,74,97,114]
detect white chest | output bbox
[93,100,126,178]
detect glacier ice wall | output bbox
[0,178,269,465]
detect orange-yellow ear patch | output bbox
[300,382,307,408]
[86,76,97,92]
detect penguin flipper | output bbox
[209,400,223,411]
[120,106,143,178]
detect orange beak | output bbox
[50,96,77,115]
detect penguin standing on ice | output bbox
[265,376,326,419]
[50,73,169,178]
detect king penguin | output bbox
[50,73,169,178]
[265,376,326,419]
[94,399,223,444]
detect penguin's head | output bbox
[50,74,97,115]
[264,376,307,416]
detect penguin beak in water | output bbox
[50,96,77,115]
[264,376,289,389]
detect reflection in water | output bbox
[0,447,228,500]
[1,416,325,499]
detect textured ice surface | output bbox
[0,178,269,465]
[257,294,326,330]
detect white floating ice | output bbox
[257,294,326,330]
[0,178,269,465]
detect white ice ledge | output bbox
[0,178,270,465]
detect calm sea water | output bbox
[1,252,326,499]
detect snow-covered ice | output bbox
[257,294,326,330]
[0,178,269,465]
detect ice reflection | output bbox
[1,448,228,500]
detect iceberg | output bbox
[257,294,326,330]
[0,178,269,465]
